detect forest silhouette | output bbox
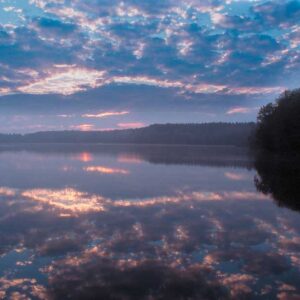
[254,89,300,154]
[253,88,300,212]
[0,123,255,146]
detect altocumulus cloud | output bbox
[0,0,299,132]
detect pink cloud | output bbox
[71,124,95,131]
[82,111,129,118]
[117,122,145,129]
[226,107,252,115]
[225,172,247,181]
[16,65,285,97]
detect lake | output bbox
[0,144,299,299]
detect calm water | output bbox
[0,145,299,300]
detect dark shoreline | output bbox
[0,123,255,147]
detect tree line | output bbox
[253,88,300,212]
[0,123,255,146]
[254,88,300,154]
[0,88,298,150]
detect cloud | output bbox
[252,1,300,28]
[117,122,145,129]
[71,124,95,131]
[225,172,248,181]
[82,111,129,118]
[0,87,13,96]
[0,0,299,129]
[18,67,106,95]
[31,17,78,36]
[226,107,255,115]
[16,68,284,97]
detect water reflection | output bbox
[74,152,93,162]
[83,165,130,175]
[254,153,300,212]
[0,145,299,299]
[22,188,106,214]
[0,144,253,168]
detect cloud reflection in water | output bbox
[0,145,299,299]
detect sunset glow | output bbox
[0,0,298,132]
[0,1,299,298]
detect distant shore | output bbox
[0,123,255,147]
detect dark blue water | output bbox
[0,145,299,299]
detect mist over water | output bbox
[0,145,299,299]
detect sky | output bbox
[0,0,299,133]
